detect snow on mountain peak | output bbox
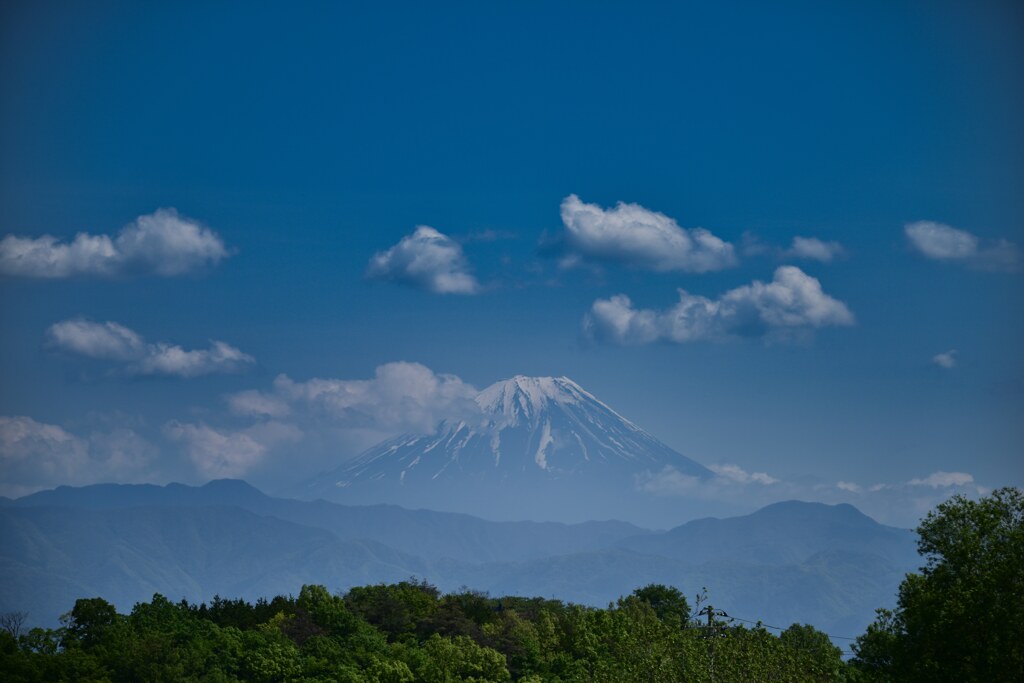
[475,375,609,422]
[304,372,714,508]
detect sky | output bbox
[1,0,1022,526]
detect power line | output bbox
[723,612,859,641]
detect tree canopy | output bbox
[852,486,1024,682]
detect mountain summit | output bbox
[301,376,714,525]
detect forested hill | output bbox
[0,583,853,682]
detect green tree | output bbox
[626,584,691,626]
[345,580,439,642]
[61,597,120,650]
[412,634,510,683]
[779,624,844,681]
[853,486,1024,682]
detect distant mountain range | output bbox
[1,480,919,639]
[300,376,721,525]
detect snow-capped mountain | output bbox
[301,376,716,525]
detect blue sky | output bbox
[1,0,1021,525]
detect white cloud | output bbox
[0,208,230,278]
[214,363,481,483]
[826,472,987,525]
[709,463,779,485]
[635,463,989,527]
[555,194,737,272]
[932,350,957,369]
[227,390,291,419]
[584,266,854,345]
[269,361,481,434]
[785,236,845,262]
[0,416,156,497]
[46,320,145,361]
[905,221,1019,271]
[908,471,974,488]
[47,319,254,378]
[635,463,782,502]
[366,226,480,294]
[635,466,704,496]
[163,421,301,480]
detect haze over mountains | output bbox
[300,376,722,526]
[1,376,923,640]
[1,480,918,639]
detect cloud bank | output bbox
[47,319,254,378]
[232,362,481,435]
[207,362,483,479]
[0,416,156,497]
[932,350,957,369]
[0,209,230,278]
[366,226,480,294]
[164,421,301,479]
[584,266,854,345]
[905,221,1019,271]
[555,194,737,272]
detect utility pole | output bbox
[698,605,729,683]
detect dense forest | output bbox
[1,488,1020,682]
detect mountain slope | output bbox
[450,546,909,637]
[301,376,717,524]
[1,483,919,637]
[0,504,429,626]
[618,500,919,568]
[13,480,652,563]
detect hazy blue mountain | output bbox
[13,480,652,563]
[0,504,428,626]
[2,481,917,637]
[452,546,909,637]
[618,500,919,568]
[301,376,724,526]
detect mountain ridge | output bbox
[2,480,918,636]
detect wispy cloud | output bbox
[634,463,784,508]
[163,421,301,479]
[636,462,988,526]
[552,194,737,272]
[226,390,291,419]
[829,471,987,525]
[0,416,156,497]
[709,463,779,485]
[584,266,854,345]
[907,471,974,488]
[47,319,254,378]
[741,232,845,263]
[366,226,480,294]
[932,350,957,369]
[0,209,230,278]
[785,236,845,263]
[905,221,1019,271]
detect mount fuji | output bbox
[300,376,723,526]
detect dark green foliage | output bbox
[0,581,861,682]
[344,579,440,642]
[625,583,691,625]
[852,486,1024,682]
